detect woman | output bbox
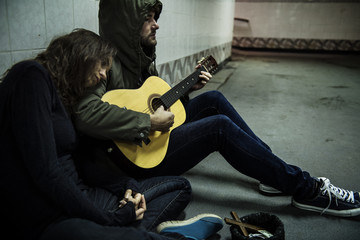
[0,29,223,240]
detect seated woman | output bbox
[0,29,223,240]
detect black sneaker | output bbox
[292,177,360,217]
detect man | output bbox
[73,0,360,218]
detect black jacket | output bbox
[0,61,138,240]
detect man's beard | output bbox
[141,36,157,57]
[141,39,157,48]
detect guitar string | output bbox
[141,101,162,114]
[136,58,216,114]
[139,71,208,114]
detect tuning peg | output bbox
[197,57,206,64]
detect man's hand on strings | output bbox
[150,105,175,132]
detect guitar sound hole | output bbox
[151,98,164,113]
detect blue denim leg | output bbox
[185,90,272,151]
[136,176,192,231]
[148,91,315,200]
[83,176,191,232]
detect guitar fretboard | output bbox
[160,66,206,109]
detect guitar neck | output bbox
[160,66,206,109]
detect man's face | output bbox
[140,11,159,48]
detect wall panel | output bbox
[0,0,235,83]
[233,1,360,51]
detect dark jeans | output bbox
[40,218,185,240]
[40,176,191,240]
[124,91,316,200]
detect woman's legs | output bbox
[39,218,184,240]
[136,176,192,231]
[83,176,191,232]
[39,176,225,240]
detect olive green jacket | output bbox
[73,0,162,145]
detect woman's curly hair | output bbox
[35,28,117,112]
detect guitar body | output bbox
[101,55,218,169]
[102,76,186,169]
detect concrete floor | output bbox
[183,49,360,240]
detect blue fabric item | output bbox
[158,214,224,240]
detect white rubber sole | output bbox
[259,183,282,195]
[156,213,224,233]
[292,199,360,217]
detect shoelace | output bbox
[320,179,355,214]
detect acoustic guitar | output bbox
[102,56,218,168]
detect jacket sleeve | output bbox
[73,78,151,143]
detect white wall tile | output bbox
[0,0,10,52]
[11,49,43,65]
[0,52,11,74]
[73,0,99,33]
[0,0,234,73]
[7,0,46,50]
[157,0,234,64]
[45,0,74,45]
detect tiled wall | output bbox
[0,0,99,75]
[233,1,360,51]
[0,0,235,83]
[157,0,234,84]
[156,0,234,64]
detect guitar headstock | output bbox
[198,55,218,75]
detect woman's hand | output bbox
[150,105,175,132]
[132,194,146,220]
[119,189,147,220]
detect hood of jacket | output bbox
[99,0,162,86]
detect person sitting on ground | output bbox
[0,28,224,240]
[73,0,360,218]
